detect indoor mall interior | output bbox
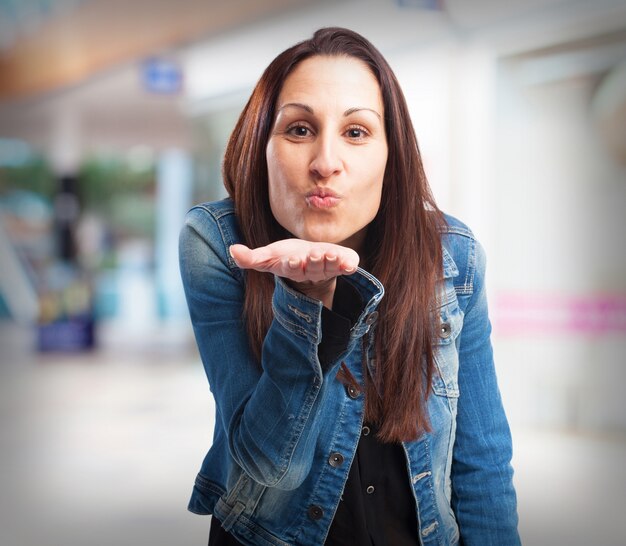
[1,1,625,544]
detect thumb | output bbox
[229,244,254,269]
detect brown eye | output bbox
[345,126,369,140]
[287,125,311,137]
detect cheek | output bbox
[268,169,296,219]
[267,149,285,210]
[267,145,298,195]
[267,157,297,231]
[363,185,384,220]
[268,179,286,227]
[355,153,386,213]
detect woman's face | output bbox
[266,55,388,252]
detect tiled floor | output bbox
[1,322,624,546]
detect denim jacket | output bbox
[178,198,520,546]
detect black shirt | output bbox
[325,422,419,545]
[323,279,419,545]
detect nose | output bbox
[309,132,342,179]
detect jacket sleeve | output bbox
[450,238,521,545]
[178,207,369,491]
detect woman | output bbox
[179,27,520,546]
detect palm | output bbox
[230,239,359,283]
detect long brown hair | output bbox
[222,27,445,442]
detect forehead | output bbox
[277,55,383,110]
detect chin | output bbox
[300,229,343,244]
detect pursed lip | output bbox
[305,187,341,199]
[305,187,342,209]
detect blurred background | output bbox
[0,0,625,544]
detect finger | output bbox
[339,257,358,274]
[335,248,359,274]
[304,251,326,282]
[282,256,305,280]
[323,253,342,277]
[327,257,355,275]
[317,244,359,274]
[287,256,302,271]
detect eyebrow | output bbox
[278,102,382,120]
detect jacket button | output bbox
[439,322,451,338]
[365,311,379,326]
[308,505,324,520]
[346,384,361,399]
[328,452,344,467]
[366,485,375,494]
[362,425,371,436]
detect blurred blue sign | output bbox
[141,58,183,95]
[396,0,443,9]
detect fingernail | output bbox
[309,255,322,263]
[326,254,337,262]
[288,258,300,269]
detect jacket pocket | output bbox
[431,285,462,399]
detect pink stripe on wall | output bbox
[493,292,626,336]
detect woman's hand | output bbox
[229,239,359,308]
